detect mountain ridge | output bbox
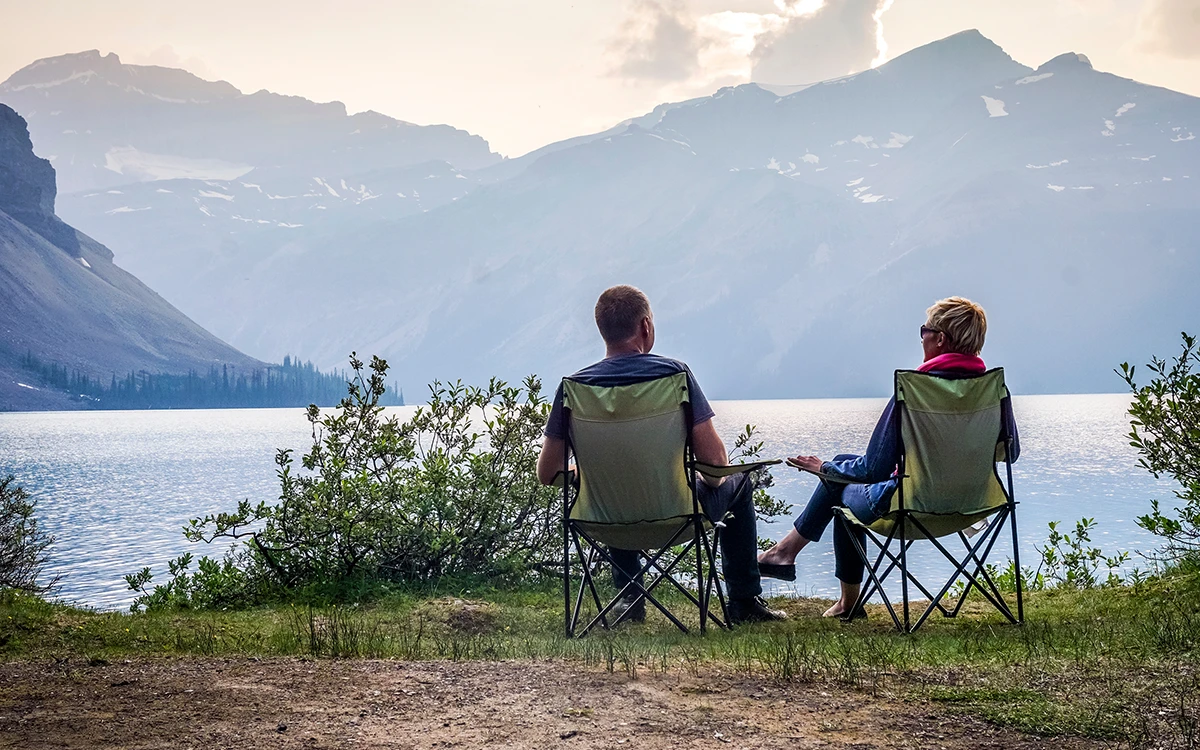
[4,30,1197,399]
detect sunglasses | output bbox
[920,325,942,338]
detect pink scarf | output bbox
[917,352,986,374]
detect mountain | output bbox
[0,103,263,410]
[0,50,501,193]
[5,32,1198,399]
[0,50,502,332]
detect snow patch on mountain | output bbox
[1015,73,1054,85]
[1115,103,1136,117]
[802,153,820,164]
[105,206,151,214]
[1047,184,1066,192]
[981,96,1008,117]
[1,70,97,92]
[313,177,339,197]
[104,146,253,181]
[882,133,913,149]
[1027,160,1069,169]
[198,190,233,201]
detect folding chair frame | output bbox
[561,400,730,638]
[836,424,1025,634]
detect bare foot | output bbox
[757,529,807,566]
[757,547,792,566]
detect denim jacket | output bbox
[820,373,1021,511]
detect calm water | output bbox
[0,395,1176,610]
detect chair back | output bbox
[563,372,697,549]
[888,368,1012,538]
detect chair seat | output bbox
[572,516,709,550]
[836,505,1004,540]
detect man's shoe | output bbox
[727,596,788,625]
[609,594,646,625]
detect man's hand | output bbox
[786,455,824,474]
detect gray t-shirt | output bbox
[544,353,715,440]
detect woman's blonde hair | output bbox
[926,297,987,355]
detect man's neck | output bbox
[604,344,647,359]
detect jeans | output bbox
[611,473,762,601]
[793,454,892,585]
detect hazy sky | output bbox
[2,0,1198,156]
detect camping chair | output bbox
[556,371,779,637]
[830,368,1023,633]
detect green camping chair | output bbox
[556,371,778,637]
[831,368,1023,633]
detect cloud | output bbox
[751,0,893,84]
[607,0,896,99]
[129,45,213,78]
[1136,0,1200,59]
[609,0,709,83]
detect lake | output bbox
[0,394,1176,610]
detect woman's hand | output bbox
[786,455,824,474]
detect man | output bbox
[536,285,786,625]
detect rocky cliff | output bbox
[0,103,263,410]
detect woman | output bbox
[757,296,1020,619]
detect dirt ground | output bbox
[0,657,1107,749]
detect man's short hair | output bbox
[926,296,988,355]
[595,285,651,345]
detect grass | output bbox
[4,575,1200,747]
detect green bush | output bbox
[1119,332,1200,564]
[129,355,560,610]
[1038,518,1129,589]
[0,476,56,595]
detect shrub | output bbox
[0,476,56,595]
[1119,332,1200,563]
[130,354,560,609]
[1038,518,1129,589]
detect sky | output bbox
[1,0,1198,156]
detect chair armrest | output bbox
[549,469,577,489]
[785,458,867,485]
[693,459,781,479]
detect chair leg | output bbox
[1009,501,1024,624]
[899,517,911,633]
[694,516,707,634]
[910,515,1017,627]
[839,514,903,631]
[575,525,696,636]
[574,536,612,628]
[700,525,728,628]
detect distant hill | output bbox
[0,102,265,410]
[0,49,501,194]
[5,32,1198,398]
[0,50,501,333]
